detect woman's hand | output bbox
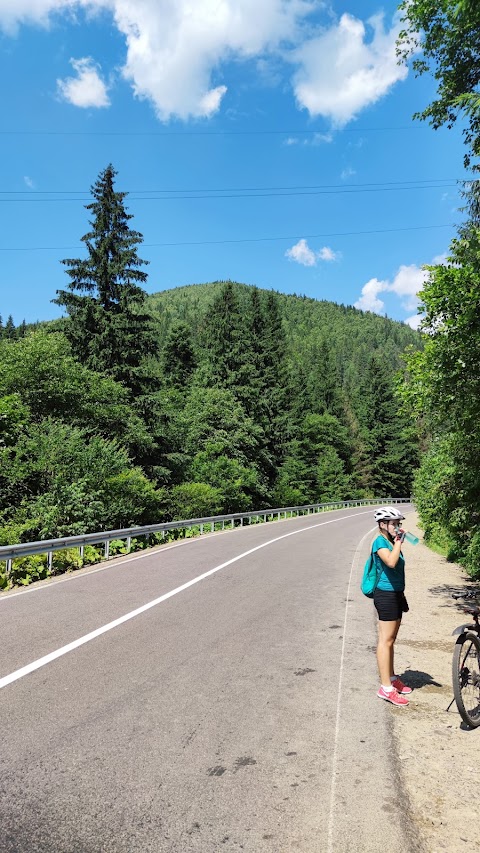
[377,535,404,568]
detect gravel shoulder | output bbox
[389,511,480,851]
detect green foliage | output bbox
[52,548,83,573]
[399,195,480,577]
[0,394,30,447]
[397,0,480,167]
[9,554,49,586]
[0,419,164,540]
[82,545,103,564]
[161,322,197,388]
[108,539,129,555]
[0,330,152,455]
[170,482,224,519]
[190,451,261,513]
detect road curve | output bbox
[0,506,420,852]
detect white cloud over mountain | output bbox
[285,239,339,266]
[0,1,408,123]
[355,262,434,328]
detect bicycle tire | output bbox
[452,631,480,728]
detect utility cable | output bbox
[0,223,456,252]
[0,183,458,203]
[0,178,459,194]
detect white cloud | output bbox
[387,263,429,311]
[310,131,333,145]
[286,238,317,267]
[285,239,339,266]
[355,260,437,323]
[354,277,386,313]
[284,132,334,146]
[340,166,356,180]
[0,3,410,123]
[110,0,315,120]
[404,313,422,330]
[23,175,35,188]
[0,1,75,35]
[318,246,339,262]
[57,56,110,108]
[291,12,408,126]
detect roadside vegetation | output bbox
[396,0,480,577]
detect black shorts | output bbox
[373,589,409,621]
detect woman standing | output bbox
[372,507,412,707]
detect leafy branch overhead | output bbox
[397,0,480,168]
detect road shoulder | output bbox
[391,511,479,852]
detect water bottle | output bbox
[403,531,419,545]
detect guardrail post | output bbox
[126,537,131,553]
[200,523,204,534]
[6,558,12,577]
[79,545,84,561]
[105,540,110,559]
[47,551,53,572]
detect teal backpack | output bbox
[360,549,383,598]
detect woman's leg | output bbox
[377,619,402,685]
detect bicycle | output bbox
[452,591,480,728]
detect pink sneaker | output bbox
[391,677,412,695]
[377,685,409,706]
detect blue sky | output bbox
[0,0,470,328]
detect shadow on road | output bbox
[400,668,442,689]
[427,582,480,610]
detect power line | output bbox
[0,125,427,138]
[0,177,458,195]
[0,183,458,203]
[0,223,456,252]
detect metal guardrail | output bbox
[0,497,411,576]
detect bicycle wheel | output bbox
[452,631,480,728]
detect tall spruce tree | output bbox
[55,164,156,393]
[4,315,16,340]
[162,322,197,389]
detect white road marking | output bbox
[326,525,376,853]
[0,511,372,690]
[0,506,382,602]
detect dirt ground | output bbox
[386,511,480,851]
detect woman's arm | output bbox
[377,537,403,569]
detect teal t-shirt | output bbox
[372,534,405,592]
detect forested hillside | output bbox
[0,280,420,546]
[0,164,421,586]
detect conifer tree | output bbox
[363,355,417,496]
[201,281,245,384]
[4,315,15,340]
[162,322,197,388]
[55,164,156,393]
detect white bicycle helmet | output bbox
[374,506,405,523]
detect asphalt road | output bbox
[0,506,421,853]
